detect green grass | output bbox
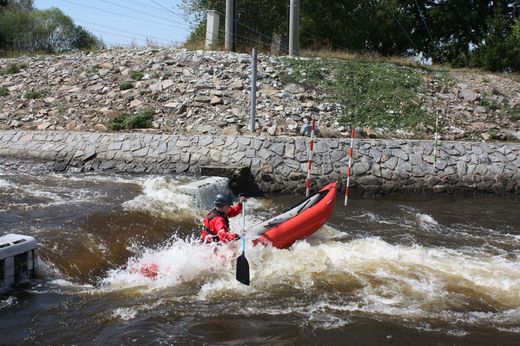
[0,62,27,75]
[0,86,9,96]
[24,89,43,99]
[480,93,520,123]
[281,57,433,132]
[130,70,144,81]
[119,81,134,90]
[108,108,154,131]
[88,64,100,75]
[508,106,520,123]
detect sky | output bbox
[34,0,192,47]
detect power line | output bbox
[380,0,420,52]
[213,9,289,52]
[215,9,274,45]
[98,0,189,28]
[61,0,187,31]
[75,18,172,43]
[126,0,162,12]
[216,28,273,50]
[413,0,434,45]
[149,0,198,27]
[83,26,163,43]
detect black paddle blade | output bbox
[236,253,250,286]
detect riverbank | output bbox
[1,48,519,141]
[1,130,519,195]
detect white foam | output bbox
[50,279,94,290]
[0,296,17,310]
[122,176,199,219]
[418,213,438,226]
[100,236,238,292]
[0,178,12,188]
[112,307,138,321]
[91,220,520,331]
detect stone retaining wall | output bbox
[1,130,519,195]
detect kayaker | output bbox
[200,193,246,243]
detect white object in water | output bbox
[0,234,38,294]
[177,177,230,209]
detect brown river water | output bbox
[0,169,519,345]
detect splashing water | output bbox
[122,176,198,219]
[2,171,520,344]
[100,236,238,292]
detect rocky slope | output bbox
[1,47,519,141]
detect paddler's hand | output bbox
[233,233,241,240]
[238,193,247,203]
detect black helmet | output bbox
[214,193,233,208]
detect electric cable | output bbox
[99,0,189,28]
[413,0,435,54]
[61,0,187,30]
[75,18,172,43]
[380,0,420,52]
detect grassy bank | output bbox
[281,55,449,137]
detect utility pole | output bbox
[225,0,237,52]
[288,0,300,56]
[225,0,233,51]
[250,47,257,132]
[232,0,237,52]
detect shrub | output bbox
[509,106,520,123]
[24,89,43,99]
[0,63,26,75]
[108,108,154,131]
[281,57,432,133]
[119,81,134,90]
[131,70,144,81]
[0,86,9,96]
[88,64,100,75]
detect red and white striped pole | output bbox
[305,116,316,197]
[344,127,355,207]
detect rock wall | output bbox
[2,48,519,142]
[1,130,519,195]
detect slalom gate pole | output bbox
[344,127,355,207]
[433,111,439,165]
[305,116,316,197]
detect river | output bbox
[0,169,519,345]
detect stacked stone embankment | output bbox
[1,48,519,141]
[1,130,519,195]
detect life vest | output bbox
[201,208,229,242]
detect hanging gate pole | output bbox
[305,116,316,197]
[344,128,355,207]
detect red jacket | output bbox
[201,204,242,243]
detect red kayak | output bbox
[137,182,337,278]
[251,181,337,249]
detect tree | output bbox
[513,18,520,43]
[179,0,520,71]
[72,25,105,51]
[0,6,103,53]
[469,9,520,71]
[181,0,287,51]
[1,0,33,11]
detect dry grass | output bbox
[502,73,520,83]
[300,49,427,69]
[440,65,520,83]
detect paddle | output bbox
[236,199,250,285]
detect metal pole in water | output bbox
[250,47,257,132]
[344,128,355,207]
[305,115,316,197]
